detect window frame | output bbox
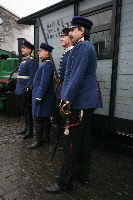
[79,0,117,60]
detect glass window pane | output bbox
[90,30,111,56]
[86,9,112,27]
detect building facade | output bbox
[0,5,34,55]
[17,0,133,135]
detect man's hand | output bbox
[25,85,32,92]
[24,86,32,99]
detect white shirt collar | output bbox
[64,46,74,52]
[78,37,84,43]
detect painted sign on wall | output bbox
[45,17,71,39]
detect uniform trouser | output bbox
[34,117,51,141]
[57,108,95,189]
[55,107,65,135]
[17,94,33,131]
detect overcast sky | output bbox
[0,0,61,18]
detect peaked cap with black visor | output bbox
[39,43,54,53]
[21,39,35,51]
[70,16,93,30]
[60,28,70,37]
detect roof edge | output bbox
[17,0,83,25]
[0,4,20,19]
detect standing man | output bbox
[56,28,73,103]
[45,16,100,194]
[28,43,56,149]
[16,39,38,139]
[55,28,73,147]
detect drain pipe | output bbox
[109,0,122,132]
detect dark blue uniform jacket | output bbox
[56,49,72,100]
[32,61,56,117]
[62,41,99,109]
[15,58,38,95]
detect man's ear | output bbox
[46,51,50,57]
[28,48,32,54]
[80,26,85,34]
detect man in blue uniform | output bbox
[55,28,73,148]
[28,43,56,149]
[45,16,100,194]
[15,39,38,139]
[56,28,73,102]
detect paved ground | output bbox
[0,113,133,200]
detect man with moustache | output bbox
[45,16,100,194]
[15,39,38,139]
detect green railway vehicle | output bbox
[0,51,19,110]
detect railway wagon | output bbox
[0,53,19,110]
[17,0,133,138]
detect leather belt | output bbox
[17,75,29,79]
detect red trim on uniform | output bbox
[0,80,8,83]
[70,143,72,151]
[63,122,80,129]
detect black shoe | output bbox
[23,131,33,139]
[17,129,27,135]
[45,183,72,194]
[58,144,63,150]
[27,141,43,149]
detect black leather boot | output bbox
[17,129,27,135]
[43,118,51,143]
[27,119,44,149]
[16,124,27,135]
[23,129,33,139]
[45,182,73,194]
[27,140,43,149]
[23,109,33,139]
